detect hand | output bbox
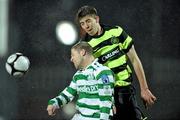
[47,105,57,116]
[141,88,157,109]
[113,105,116,115]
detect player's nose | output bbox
[84,23,89,29]
[70,57,73,62]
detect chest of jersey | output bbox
[75,69,99,94]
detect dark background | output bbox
[0,0,180,120]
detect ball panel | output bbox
[14,56,30,71]
[13,71,24,77]
[5,63,12,75]
[7,54,17,64]
[15,53,23,55]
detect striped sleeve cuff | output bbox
[100,113,110,120]
[48,98,60,108]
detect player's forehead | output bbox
[71,48,78,55]
[79,15,96,22]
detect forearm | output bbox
[99,84,114,119]
[99,83,114,119]
[48,86,76,107]
[133,57,149,90]
[127,46,157,105]
[99,96,113,119]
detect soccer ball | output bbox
[5,53,30,77]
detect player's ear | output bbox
[81,49,86,56]
[96,16,100,23]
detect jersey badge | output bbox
[101,75,110,84]
[111,36,119,44]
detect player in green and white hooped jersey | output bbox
[47,42,115,120]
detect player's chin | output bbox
[86,30,94,35]
[74,65,78,69]
[88,32,95,36]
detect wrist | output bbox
[100,113,109,120]
[141,87,149,91]
[48,100,55,105]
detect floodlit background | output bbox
[0,0,180,120]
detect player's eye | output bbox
[80,22,84,26]
[86,19,91,24]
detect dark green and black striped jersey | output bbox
[82,25,133,87]
[48,59,114,120]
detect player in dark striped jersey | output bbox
[76,5,157,120]
[47,42,115,120]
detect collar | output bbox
[79,58,98,71]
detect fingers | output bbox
[113,105,116,114]
[141,89,157,108]
[152,95,157,101]
[47,105,56,116]
[147,97,155,106]
[147,93,157,106]
[142,99,148,109]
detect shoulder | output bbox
[93,61,112,75]
[72,70,82,81]
[102,24,123,37]
[102,24,122,31]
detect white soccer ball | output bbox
[5,53,30,77]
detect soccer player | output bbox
[76,5,157,120]
[47,42,115,120]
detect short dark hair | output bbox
[72,41,93,55]
[76,5,98,24]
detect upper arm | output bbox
[96,69,114,97]
[117,26,133,53]
[96,69,114,85]
[96,69,114,118]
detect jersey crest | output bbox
[111,36,119,44]
[101,75,110,84]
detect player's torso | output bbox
[74,68,102,113]
[75,69,99,95]
[84,25,132,86]
[87,28,126,68]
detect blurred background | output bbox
[0,0,180,120]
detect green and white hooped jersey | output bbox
[82,25,133,87]
[48,59,114,120]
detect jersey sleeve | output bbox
[48,78,77,108]
[117,26,134,53]
[96,69,114,120]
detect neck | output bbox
[95,24,103,36]
[81,56,95,69]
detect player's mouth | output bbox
[87,28,92,32]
